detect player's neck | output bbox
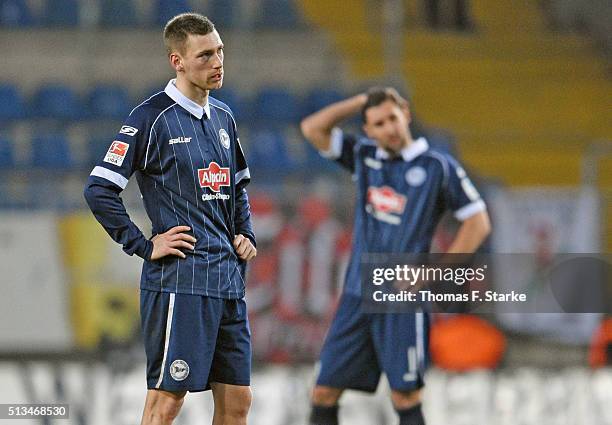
[385,136,414,157]
[175,76,209,107]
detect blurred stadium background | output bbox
[0,0,611,424]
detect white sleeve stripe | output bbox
[320,127,344,159]
[454,199,486,221]
[235,168,250,184]
[90,166,129,189]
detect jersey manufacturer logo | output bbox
[170,359,189,381]
[367,186,407,214]
[119,125,138,136]
[405,166,427,186]
[169,136,191,145]
[103,141,129,167]
[219,128,230,149]
[198,162,230,192]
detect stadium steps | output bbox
[299,0,612,249]
[297,0,611,182]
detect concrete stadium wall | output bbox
[1,29,347,95]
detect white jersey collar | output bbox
[164,79,210,119]
[375,137,429,162]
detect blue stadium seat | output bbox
[254,87,299,124]
[86,136,114,167]
[100,0,138,27]
[31,133,74,169]
[303,140,339,173]
[154,0,190,27]
[43,0,79,27]
[32,84,82,121]
[302,88,345,116]
[206,0,239,29]
[213,88,249,120]
[0,136,15,168]
[0,83,26,121]
[0,0,33,27]
[256,0,303,29]
[142,83,166,100]
[87,84,131,120]
[247,129,295,175]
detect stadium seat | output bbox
[253,87,300,124]
[0,136,15,168]
[247,129,295,175]
[86,137,114,168]
[206,0,239,29]
[31,133,74,169]
[87,84,131,120]
[0,0,33,27]
[255,0,304,29]
[213,88,249,120]
[142,83,166,100]
[302,88,344,116]
[31,84,82,121]
[154,0,190,27]
[303,140,339,173]
[43,0,79,27]
[0,83,26,121]
[100,0,138,27]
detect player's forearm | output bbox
[84,178,153,260]
[446,211,491,254]
[300,94,367,151]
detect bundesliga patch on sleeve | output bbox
[103,141,129,166]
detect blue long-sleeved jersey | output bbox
[323,129,486,296]
[84,79,255,299]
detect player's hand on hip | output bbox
[233,234,257,261]
[150,226,197,260]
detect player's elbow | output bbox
[300,118,329,152]
[300,117,315,141]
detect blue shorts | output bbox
[140,289,251,392]
[316,293,429,393]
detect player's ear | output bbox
[362,122,372,138]
[169,52,184,72]
[403,105,411,123]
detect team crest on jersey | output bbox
[198,161,230,192]
[103,141,129,166]
[219,129,230,149]
[170,359,189,381]
[405,166,427,187]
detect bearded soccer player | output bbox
[300,88,491,425]
[84,13,255,425]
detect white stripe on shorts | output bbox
[155,293,176,389]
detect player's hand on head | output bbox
[233,234,256,261]
[150,226,197,260]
